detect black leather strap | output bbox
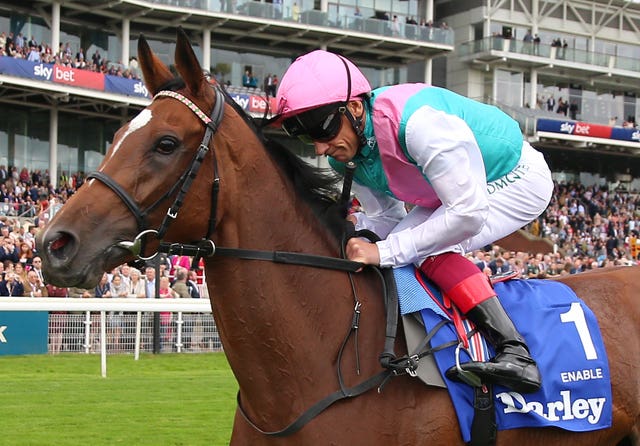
[469,384,497,446]
[236,368,391,437]
[158,241,364,272]
[87,171,147,232]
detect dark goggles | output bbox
[282,103,346,144]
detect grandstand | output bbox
[0,0,636,190]
[0,1,635,189]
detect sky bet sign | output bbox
[0,57,278,114]
[34,62,105,89]
[229,93,277,114]
[537,118,640,144]
[0,57,148,98]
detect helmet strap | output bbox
[344,108,367,148]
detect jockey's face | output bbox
[313,100,363,163]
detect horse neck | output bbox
[206,126,360,415]
[214,122,335,255]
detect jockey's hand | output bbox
[346,237,380,267]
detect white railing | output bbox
[0,298,219,377]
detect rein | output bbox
[89,84,412,437]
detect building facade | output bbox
[0,0,637,190]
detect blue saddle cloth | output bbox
[393,265,612,442]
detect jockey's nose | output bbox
[314,141,330,156]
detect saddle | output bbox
[379,264,612,446]
[400,270,519,388]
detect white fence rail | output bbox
[0,298,221,377]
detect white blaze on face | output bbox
[102,108,153,165]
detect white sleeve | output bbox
[351,181,406,239]
[376,106,490,267]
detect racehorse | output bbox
[37,29,639,445]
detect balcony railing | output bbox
[459,37,640,75]
[150,0,454,46]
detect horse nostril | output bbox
[48,232,76,261]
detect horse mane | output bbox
[157,78,347,242]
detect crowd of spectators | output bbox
[0,166,636,301]
[0,165,207,300]
[0,30,141,80]
[472,181,639,279]
[0,165,636,352]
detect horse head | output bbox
[37,28,343,289]
[37,28,232,287]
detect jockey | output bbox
[272,50,553,394]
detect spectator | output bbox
[24,269,47,297]
[171,268,191,299]
[144,265,156,298]
[18,241,34,267]
[489,256,511,274]
[91,49,102,68]
[127,267,146,298]
[159,276,177,345]
[569,101,579,120]
[31,256,45,284]
[13,261,27,283]
[108,274,128,347]
[0,235,19,263]
[170,254,191,277]
[113,265,127,288]
[391,15,400,37]
[242,70,252,88]
[546,95,556,111]
[0,271,23,296]
[187,269,201,298]
[109,274,128,298]
[94,272,111,298]
[27,45,40,62]
[292,2,300,22]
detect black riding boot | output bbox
[446,297,542,393]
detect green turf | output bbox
[0,353,237,446]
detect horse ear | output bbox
[137,34,174,96]
[174,27,209,96]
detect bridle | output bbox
[86,86,225,261]
[87,84,364,272]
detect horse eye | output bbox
[155,137,179,154]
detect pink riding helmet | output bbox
[274,50,371,122]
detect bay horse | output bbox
[37,29,639,445]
